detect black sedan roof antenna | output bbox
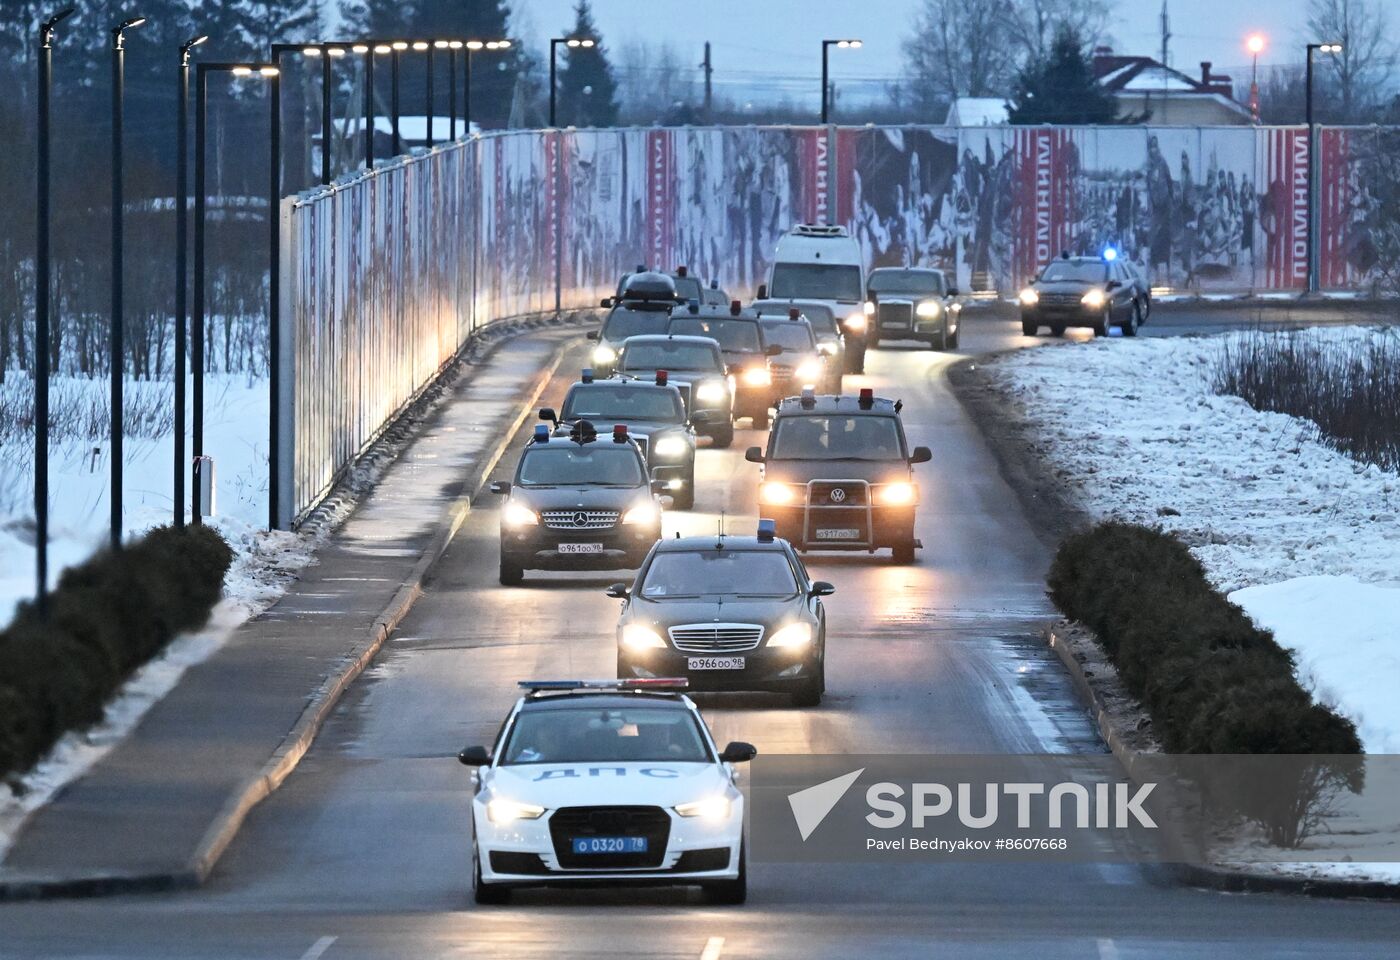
[716,511,726,548]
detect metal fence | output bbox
[280,123,1400,526]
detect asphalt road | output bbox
[4,312,1400,959]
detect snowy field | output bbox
[982,327,1400,753]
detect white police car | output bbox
[458,679,754,904]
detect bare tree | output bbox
[1307,0,1397,121]
[614,40,699,124]
[1006,0,1115,64]
[902,0,1020,111]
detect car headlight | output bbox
[652,435,688,459]
[1018,288,1039,306]
[759,481,797,505]
[695,381,728,404]
[742,366,772,387]
[674,796,732,820]
[622,500,660,525]
[1081,289,1106,308]
[767,622,812,649]
[794,359,824,382]
[916,300,941,319]
[592,344,617,363]
[863,301,875,315]
[875,481,917,505]
[486,797,547,824]
[817,341,838,356]
[502,502,538,527]
[844,313,868,332]
[620,623,666,651]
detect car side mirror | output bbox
[809,581,835,597]
[600,298,613,308]
[458,744,491,766]
[745,446,765,463]
[586,330,599,340]
[539,407,558,424]
[910,446,932,464]
[946,287,959,297]
[765,344,783,357]
[489,480,511,494]
[650,479,670,495]
[605,583,630,599]
[1106,280,1121,290]
[756,284,768,299]
[719,741,757,764]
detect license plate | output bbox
[816,528,860,540]
[571,836,648,855]
[688,656,745,671]
[557,542,604,554]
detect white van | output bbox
[759,225,870,374]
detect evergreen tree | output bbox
[1006,25,1126,125]
[556,0,617,128]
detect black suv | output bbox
[590,272,680,377]
[491,423,664,585]
[614,334,735,448]
[1019,254,1141,338]
[544,374,698,509]
[745,390,931,563]
[668,301,780,429]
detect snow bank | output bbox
[1230,576,1400,755]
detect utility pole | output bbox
[701,42,712,119]
[1159,1,1171,123]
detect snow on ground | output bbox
[983,326,1400,749]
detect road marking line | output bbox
[1097,938,1120,960]
[700,936,725,960]
[300,936,337,960]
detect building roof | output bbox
[1092,52,1251,119]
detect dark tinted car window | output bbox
[641,550,798,598]
[517,446,645,486]
[771,415,903,460]
[770,263,863,301]
[562,385,685,423]
[669,318,761,352]
[868,271,945,296]
[672,276,702,302]
[1040,262,1108,283]
[501,707,709,765]
[602,306,675,341]
[620,341,723,372]
[760,321,817,352]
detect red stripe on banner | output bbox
[646,129,674,271]
[1265,128,1310,289]
[1014,129,1074,286]
[834,127,858,227]
[1319,128,1350,288]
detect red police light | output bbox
[789,307,800,320]
[730,299,741,316]
[676,265,688,277]
[656,369,668,386]
[613,424,628,443]
[858,387,874,408]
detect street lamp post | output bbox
[419,40,434,145]
[447,41,459,138]
[820,39,861,124]
[175,34,207,529]
[110,15,146,552]
[1246,34,1265,123]
[1305,41,1342,294]
[550,36,594,127]
[193,62,278,524]
[463,39,511,134]
[391,41,406,154]
[35,6,75,613]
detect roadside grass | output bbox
[1212,327,1400,471]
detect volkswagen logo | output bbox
[572,511,589,526]
[829,488,847,503]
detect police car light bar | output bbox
[687,297,701,312]
[518,678,690,695]
[1103,246,1118,262]
[613,424,629,442]
[757,518,777,543]
[710,279,719,290]
[730,299,742,316]
[859,387,874,408]
[532,424,550,443]
[676,265,688,277]
[788,307,800,320]
[800,386,816,408]
[656,369,668,386]
[581,368,595,383]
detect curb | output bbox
[0,332,573,902]
[1045,623,1400,902]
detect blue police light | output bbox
[533,424,550,443]
[581,368,594,383]
[756,518,777,543]
[1103,246,1119,262]
[687,297,701,311]
[800,386,816,408]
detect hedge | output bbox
[1047,522,1361,756]
[0,524,233,781]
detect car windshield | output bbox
[1040,261,1108,283]
[562,385,685,423]
[602,305,675,341]
[761,322,816,353]
[672,276,702,302]
[770,415,905,460]
[640,549,798,599]
[770,263,863,301]
[500,706,711,765]
[620,342,722,373]
[668,318,761,352]
[517,446,644,486]
[869,271,945,296]
[754,303,840,335]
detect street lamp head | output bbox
[1246,34,1265,55]
[42,7,76,34]
[448,40,463,49]
[391,41,408,50]
[258,65,279,77]
[352,43,369,53]
[496,40,513,49]
[112,15,146,47]
[412,41,429,51]
[231,65,253,76]
[374,44,391,54]
[581,38,596,48]
[467,40,485,50]
[327,46,346,57]
[566,38,581,47]
[433,40,448,48]
[302,45,322,56]
[1323,42,1343,53]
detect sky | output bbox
[518,0,1316,107]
